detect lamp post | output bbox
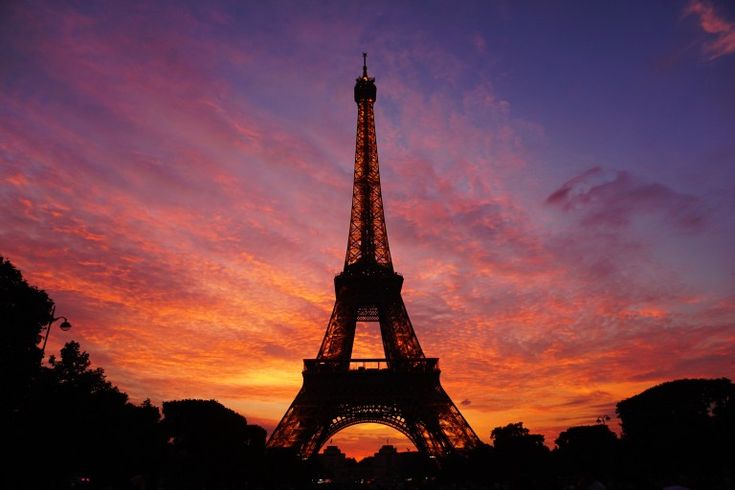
[41,305,72,360]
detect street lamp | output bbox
[40,305,72,360]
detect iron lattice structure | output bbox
[267,55,480,459]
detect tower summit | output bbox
[354,52,377,102]
[267,55,480,459]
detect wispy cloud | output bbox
[685,1,735,59]
[546,167,706,231]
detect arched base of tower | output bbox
[267,359,481,459]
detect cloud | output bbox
[685,1,735,60]
[546,167,706,231]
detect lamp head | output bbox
[59,320,72,331]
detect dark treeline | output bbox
[2,256,733,489]
[437,382,733,489]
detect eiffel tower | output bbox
[267,54,480,459]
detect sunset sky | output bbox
[2,0,734,458]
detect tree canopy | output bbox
[1,256,54,413]
[162,399,267,488]
[489,422,550,487]
[616,377,734,487]
[6,339,163,488]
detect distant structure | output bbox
[267,54,480,459]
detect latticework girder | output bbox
[267,55,480,460]
[345,98,392,270]
[316,272,424,361]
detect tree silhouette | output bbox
[161,399,266,489]
[49,341,120,393]
[490,422,551,488]
[0,256,53,415]
[491,421,546,452]
[555,424,618,486]
[5,341,164,488]
[616,377,734,487]
[1,260,274,489]
[47,342,165,485]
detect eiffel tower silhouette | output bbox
[267,54,480,458]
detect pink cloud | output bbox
[685,1,735,59]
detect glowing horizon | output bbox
[2,0,734,459]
